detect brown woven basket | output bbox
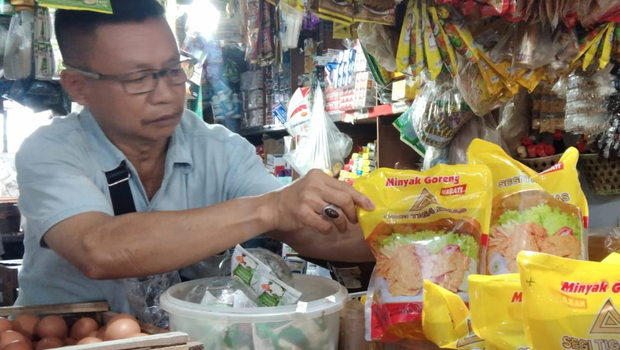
[579,153,620,196]
[518,154,563,173]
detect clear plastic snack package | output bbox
[231,245,301,307]
[185,276,260,308]
[468,139,589,275]
[355,165,492,341]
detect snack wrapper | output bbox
[231,245,301,307]
[354,165,492,341]
[517,252,620,350]
[395,0,413,73]
[467,139,588,275]
[468,274,527,350]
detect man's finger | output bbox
[318,189,358,223]
[327,178,375,211]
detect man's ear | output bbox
[60,70,89,106]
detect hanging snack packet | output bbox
[38,0,112,13]
[517,251,620,350]
[468,274,527,350]
[395,0,413,73]
[423,280,485,350]
[421,1,442,81]
[355,165,492,341]
[232,245,302,307]
[467,139,588,275]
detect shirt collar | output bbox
[79,108,194,173]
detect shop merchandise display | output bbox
[354,165,493,341]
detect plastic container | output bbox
[160,275,347,350]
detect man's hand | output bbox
[267,169,375,234]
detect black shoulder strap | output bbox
[105,161,137,215]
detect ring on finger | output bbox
[322,204,341,220]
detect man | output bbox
[15,0,374,313]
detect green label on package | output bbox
[38,0,112,14]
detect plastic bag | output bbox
[456,57,508,117]
[517,252,620,350]
[284,88,352,176]
[512,22,556,71]
[123,271,181,329]
[497,93,530,158]
[355,165,492,341]
[588,227,620,262]
[4,10,33,80]
[279,2,303,51]
[448,114,507,165]
[357,22,397,72]
[565,66,616,135]
[0,154,19,197]
[413,81,475,150]
[467,139,589,275]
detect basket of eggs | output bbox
[0,302,202,350]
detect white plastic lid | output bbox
[160,275,347,323]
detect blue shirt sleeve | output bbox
[16,128,114,247]
[223,133,284,200]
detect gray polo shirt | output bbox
[14,109,282,313]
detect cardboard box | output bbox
[0,259,21,306]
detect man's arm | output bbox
[269,225,375,263]
[45,169,375,279]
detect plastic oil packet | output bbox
[468,139,588,275]
[354,165,492,341]
[468,274,527,350]
[231,245,301,307]
[517,251,620,350]
[422,280,485,350]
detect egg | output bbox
[95,326,106,340]
[104,319,140,341]
[34,317,67,340]
[0,331,28,349]
[76,337,101,345]
[35,337,63,350]
[0,319,13,333]
[106,314,137,325]
[126,333,149,338]
[3,341,32,350]
[63,338,77,346]
[12,315,39,339]
[69,318,98,341]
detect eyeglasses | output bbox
[63,58,196,95]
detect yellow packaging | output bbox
[600,23,614,70]
[469,274,528,350]
[355,165,492,341]
[423,280,485,350]
[429,5,456,77]
[421,1,442,81]
[515,67,545,93]
[583,23,611,70]
[395,0,413,73]
[467,139,588,275]
[517,251,620,350]
[412,1,426,78]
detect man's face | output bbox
[79,18,186,143]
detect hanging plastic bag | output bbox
[448,114,508,165]
[284,88,352,176]
[357,22,397,72]
[279,2,303,50]
[123,271,181,329]
[4,10,33,80]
